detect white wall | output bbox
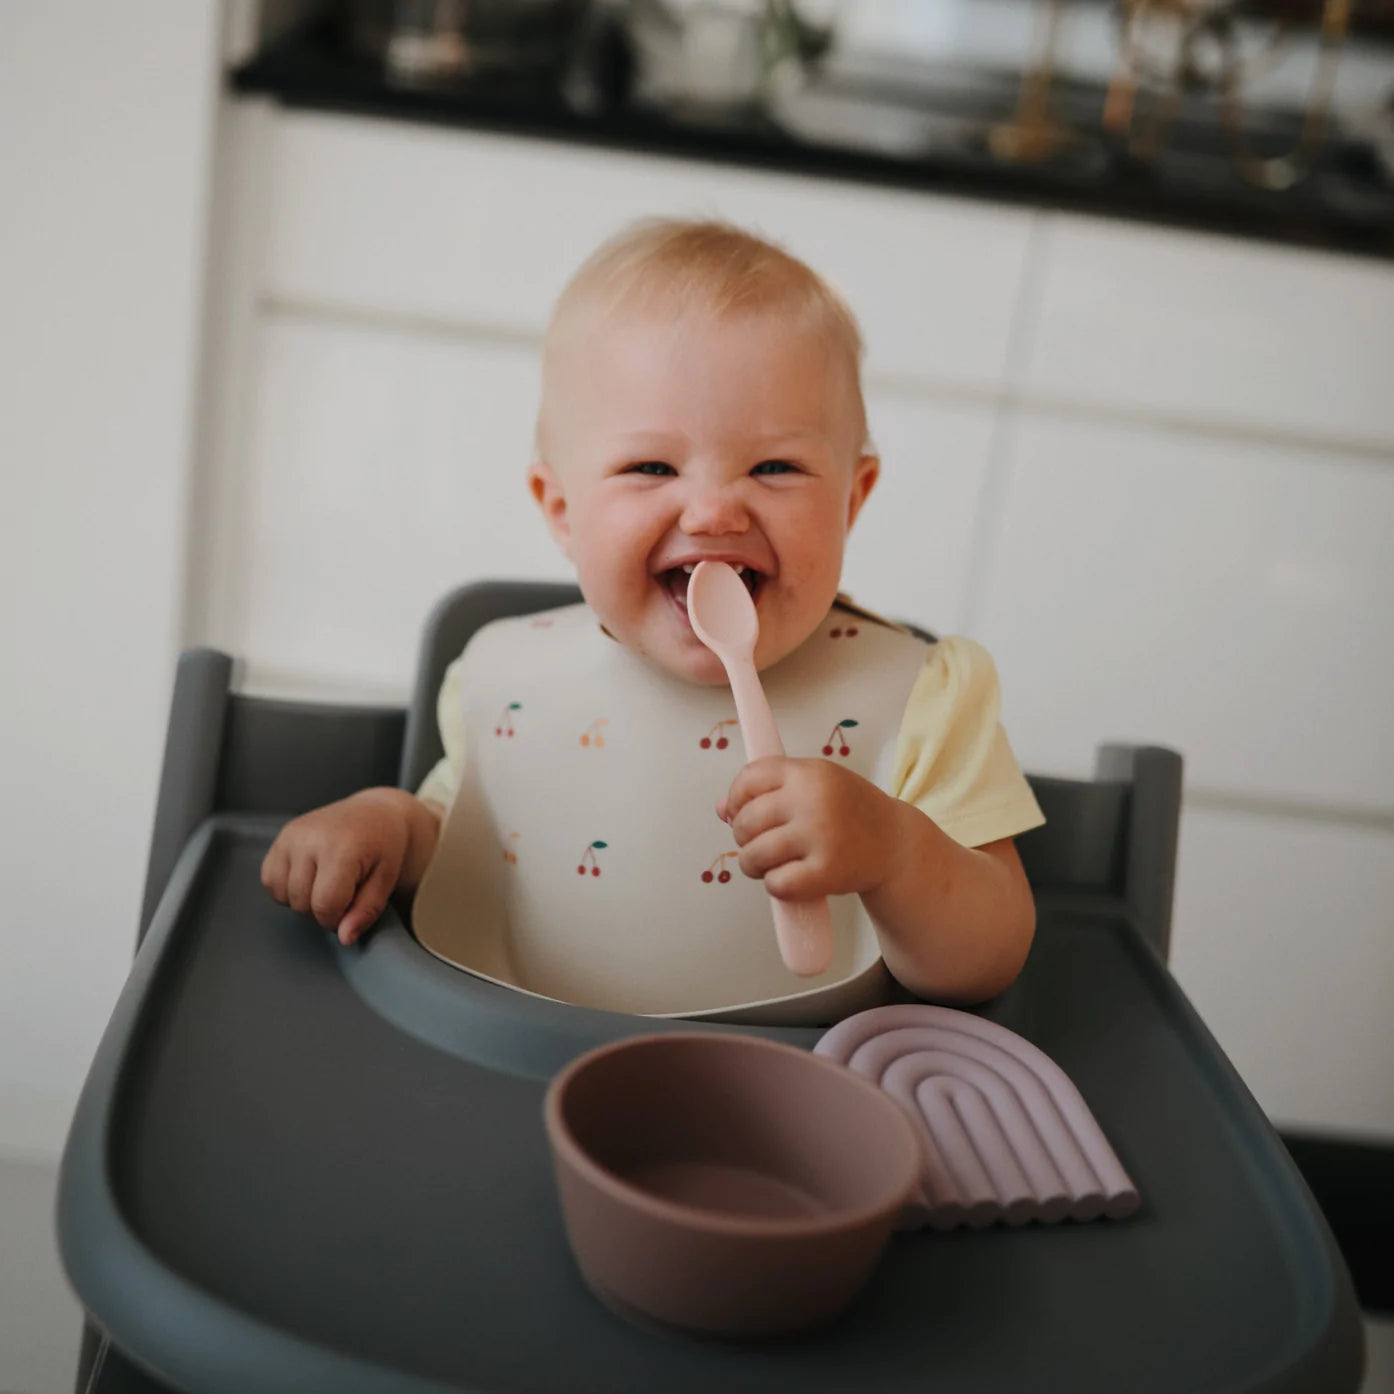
[0,4,222,1161]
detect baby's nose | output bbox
[679,487,751,537]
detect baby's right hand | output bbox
[260,788,440,946]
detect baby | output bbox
[262,219,1044,1018]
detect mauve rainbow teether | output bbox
[816,1005,1140,1230]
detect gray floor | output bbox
[2,1153,1390,1394]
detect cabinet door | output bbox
[1172,806,1394,1137]
[233,317,564,697]
[841,395,996,635]
[1021,214,1394,450]
[972,414,1394,811]
[262,112,1034,390]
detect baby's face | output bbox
[530,309,878,684]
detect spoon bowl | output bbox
[688,560,758,659]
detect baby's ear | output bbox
[527,460,572,557]
[846,453,880,531]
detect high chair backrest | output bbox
[141,582,1181,962]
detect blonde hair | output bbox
[540,218,868,449]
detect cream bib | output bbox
[412,602,929,1024]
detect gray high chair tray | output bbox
[58,584,1364,1394]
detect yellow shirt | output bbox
[419,625,1044,851]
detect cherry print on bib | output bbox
[822,718,859,758]
[701,850,738,885]
[829,624,860,639]
[698,719,738,751]
[577,841,608,877]
[579,719,608,748]
[494,702,522,737]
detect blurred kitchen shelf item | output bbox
[231,13,1393,259]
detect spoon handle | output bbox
[725,660,784,763]
[770,892,835,978]
[726,661,835,978]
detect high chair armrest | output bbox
[138,648,408,948]
[139,648,233,945]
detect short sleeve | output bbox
[890,636,1045,848]
[414,652,468,809]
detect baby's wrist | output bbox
[867,794,918,895]
[352,786,429,824]
[400,793,445,889]
[350,786,408,809]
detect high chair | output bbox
[59,581,1364,1393]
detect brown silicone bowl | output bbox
[543,1032,924,1338]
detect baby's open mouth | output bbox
[662,563,764,615]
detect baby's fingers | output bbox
[285,852,319,916]
[723,757,789,823]
[763,859,824,902]
[309,851,365,931]
[337,858,398,946]
[729,790,788,848]
[737,826,805,882]
[260,842,291,902]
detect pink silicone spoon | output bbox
[688,561,834,978]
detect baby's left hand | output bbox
[718,757,905,902]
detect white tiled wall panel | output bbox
[974,414,1394,809]
[262,112,1035,389]
[1171,805,1394,1139]
[841,395,996,636]
[1021,215,1394,449]
[236,317,568,696]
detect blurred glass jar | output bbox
[626,0,832,117]
[343,0,595,85]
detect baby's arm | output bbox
[858,800,1034,1002]
[261,789,444,945]
[721,759,1034,1002]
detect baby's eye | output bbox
[626,461,677,477]
[752,459,799,476]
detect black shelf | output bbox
[232,21,1394,261]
